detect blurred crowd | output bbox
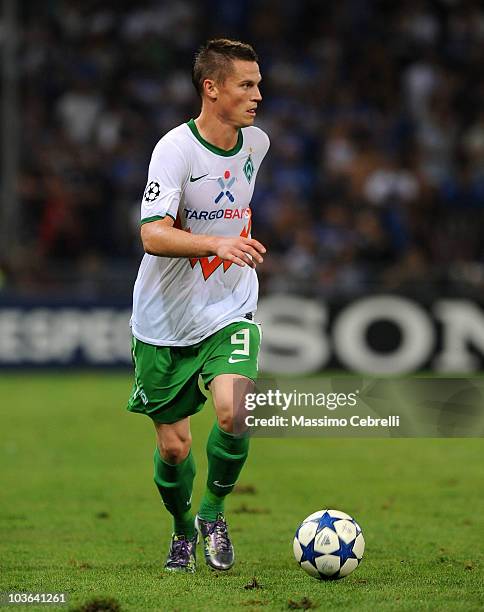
[4,0,484,298]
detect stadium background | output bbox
[2,0,484,372]
[1,2,483,611]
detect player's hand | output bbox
[213,236,266,268]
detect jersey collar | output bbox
[187,119,243,157]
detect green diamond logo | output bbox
[243,155,254,183]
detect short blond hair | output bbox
[192,38,258,97]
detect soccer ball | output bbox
[293,509,365,580]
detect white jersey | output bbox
[131,119,270,346]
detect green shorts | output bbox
[127,321,261,424]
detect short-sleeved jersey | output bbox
[131,119,270,346]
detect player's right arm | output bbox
[141,217,265,268]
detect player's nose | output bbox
[252,86,262,102]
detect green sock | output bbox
[198,423,249,521]
[198,489,225,521]
[153,448,196,539]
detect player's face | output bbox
[215,60,262,128]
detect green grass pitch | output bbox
[1,373,483,611]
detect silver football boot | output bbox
[195,513,235,570]
[164,533,197,573]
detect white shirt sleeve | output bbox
[140,137,188,223]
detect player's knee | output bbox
[217,411,234,434]
[159,436,192,464]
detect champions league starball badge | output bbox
[143,181,161,203]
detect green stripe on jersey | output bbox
[187,119,243,157]
[140,213,175,225]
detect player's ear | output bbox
[203,78,218,101]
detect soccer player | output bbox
[127,39,270,573]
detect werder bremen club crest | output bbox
[243,153,254,183]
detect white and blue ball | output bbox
[293,509,365,580]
